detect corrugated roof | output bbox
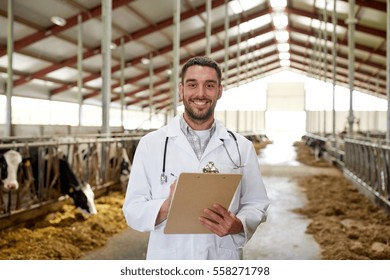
[0,0,387,111]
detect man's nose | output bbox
[197,84,207,97]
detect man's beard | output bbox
[184,99,216,122]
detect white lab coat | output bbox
[122,116,270,260]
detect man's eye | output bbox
[187,83,197,88]
[206,83,215,89]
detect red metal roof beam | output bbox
[0,0,136,57]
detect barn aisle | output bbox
[244,136,319,259]
[83,135,338,260]
[243,134,340,259]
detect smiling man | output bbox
[122,56,270,260]
[179,58,222,129]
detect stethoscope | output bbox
[160,130,243,184]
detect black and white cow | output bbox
[79,141,132,190]
[30,149,97,215]
[107,143,132,191]
[304,137,327,161]
[57,156,97,214]
[0,150,23,213]
[0,147,97,215]
[0,150,22,191]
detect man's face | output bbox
[179,65,222,124]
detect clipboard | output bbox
[164,172,242,234]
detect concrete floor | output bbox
[244,138,321,259]
[83,136,335,260]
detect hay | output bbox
[294,141,332,167]
[0,191,127,260]
[4,138,388,260]
[293,141,390,259]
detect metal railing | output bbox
[0,134,143,222]
[344,138,390,205]
[1,131,268,229]
[303,133,390,212]
[303,133,345,167]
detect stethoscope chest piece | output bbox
[160,172,167,184]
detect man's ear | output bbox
[217,85,223,99]
[179,83,184,100]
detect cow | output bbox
[245,134,273,155]
[0,150,23,213]
[118,144,132,190]
[106,142,132,191]
[78,141,132,190]
[0,150,22,191]
[78,142,103,187]
[57,155,97,215]
[0,147,97,220]
[30,148,97,215]
[304,136,328,161]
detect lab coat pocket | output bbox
[147,248,177,260]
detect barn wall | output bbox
[0,124,11,137]
[267,82,305,111]
[0,124,126,138]
[215,110,266,133]
[1,111,266,138]
[307,110,387,134]
[3,110,384,138]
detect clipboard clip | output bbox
[203,162,219,173]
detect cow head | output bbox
[69,183,97,215]
[0,150,22,191]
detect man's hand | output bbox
[198,203,243,237]
[155,180,176,225]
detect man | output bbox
[122,56,269,260]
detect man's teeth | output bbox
[194,101,207,105]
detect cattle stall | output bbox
[0,133,141,230]
[1,132,271,230]
[344,138,390,211]
[303,133,390,214]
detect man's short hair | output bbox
[180,56,222,86]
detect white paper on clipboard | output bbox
[164,172,242,234]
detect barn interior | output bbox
[0,0,390,263]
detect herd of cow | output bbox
[0,140,135,219]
